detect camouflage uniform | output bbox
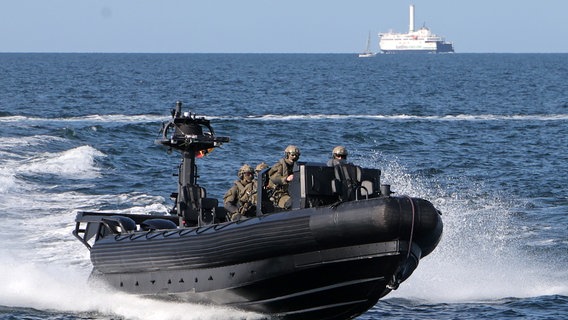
[223,165,256,220]
[268,145,300,209]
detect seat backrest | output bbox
[360,180,373,196]
[333,164,362,201]
[334,163,361,183]
[200,197,218,224]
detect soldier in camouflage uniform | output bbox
[268,145,300,209]
[255,162,269,176]
[223,164,256,221]
[327,145,348,166]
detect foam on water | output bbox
[0,134,68,149]
[0,253,263,320]
[0,135,73,194]
[0,180,257,319]
[0,114,168,124]
[0,167,18,194]
[358,152,568,303]
[244,114,568,122]
[0,190,259,320]
[4,113,567,125]
[20,145,105,179]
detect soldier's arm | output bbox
[223,186,239,213]
[269,162,287,185]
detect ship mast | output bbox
[409,4,415,33]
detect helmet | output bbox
[332,146,348,157]
[237,164,254,179]
[255,162,269,172]
[284,145,301,156]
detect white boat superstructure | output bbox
[379,5,454,54]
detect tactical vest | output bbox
[269,158,293,189]
[235,180,256,205]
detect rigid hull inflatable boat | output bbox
[73,102,443,320]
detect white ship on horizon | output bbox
[379,5,454,54]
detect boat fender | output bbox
[141,218,178,231]
[102,216,137,234]
[405,196,416,258]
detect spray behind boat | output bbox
[158,101,229,227]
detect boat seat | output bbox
[331,164,378,200]
[292,163,338,208]
[294,163,379,207]
[360,180,373,196]
[202,197,218,210]
[201,197,218,224]
[332,164,361,201]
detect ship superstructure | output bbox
[379,5,454,54]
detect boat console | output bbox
[255,162,384,215]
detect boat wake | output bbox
[0,137,261,319]
[0,253,263,320]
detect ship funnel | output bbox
[409,4,415,33]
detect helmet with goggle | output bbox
[238,164,254,179]
[284,145,301,159]
[332,146,348,158]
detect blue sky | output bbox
[1,0,567,53]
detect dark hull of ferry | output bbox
[381,42,454,54]
[81,196,442,320]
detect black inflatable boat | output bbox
[73,102,443,320]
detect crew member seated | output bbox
[223,164,256,221]
[327,145,349,166]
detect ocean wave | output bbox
[0,135,68,150]
[2,113,568,124]
[0,167,18,194]
[242,114,568,121]
[0,114,169,124]
[19,145,106,179]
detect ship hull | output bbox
[78,196,442,320]
[379,41,454,54]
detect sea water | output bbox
[0,53,566,319]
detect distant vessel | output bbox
[358,31,376,58]
[379,5,454,54]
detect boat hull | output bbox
[92,240,416,319]
[81,196,442,319]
